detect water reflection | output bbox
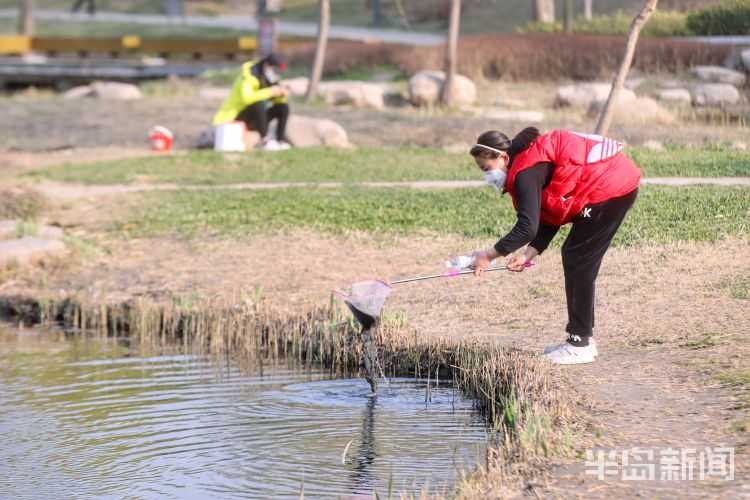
[0,324,487,499]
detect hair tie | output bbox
[474,143,505,155]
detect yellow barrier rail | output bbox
[0,36,308,58]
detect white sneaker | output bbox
[276,140,292,150]
[543,338,598,356]
[541,342,596,365]
[260,139,291,151]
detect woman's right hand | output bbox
[507,254,528,272]
[270,85,289,97]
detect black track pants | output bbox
[562,188,638,343]
[235,101,289,141]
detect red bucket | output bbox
[149,125,173,152]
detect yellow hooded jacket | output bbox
[212,60,287,126]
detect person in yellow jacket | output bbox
[212,53,292,151]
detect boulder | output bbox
[692,83,741,106]
[318,80,389,110]
[281,76,310,97]
[555,83,636,108]
[62,85,93,99]
[408,70,477,107]
[690,66,746,86]
[275,115,350,148]
[587,96,673,124]
[0,237,66,268]
[0,220,64,240]
[198,87,231,100]
[656,88,692,103]
[743,49,750,73]
[483,110,545,122]
[641,139,664,151]
[91,82,143,100]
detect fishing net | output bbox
[333,279,395,318]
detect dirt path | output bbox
[32,177,750,199]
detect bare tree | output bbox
[564,0,574,33]
[582,0,593,20]
[440,0,461,106]
[534,0,555,23]
[18,0,35,35]
[595,0,659,136]
[370,0,382,25]
[306,0,330,103]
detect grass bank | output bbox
[117,185,749,246]
[28,145,750,186]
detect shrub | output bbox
[686,0,750,35]
[0,186,46,220]
[521,10,692,37]
[394,33,732,81]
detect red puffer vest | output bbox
[505,130,641,226]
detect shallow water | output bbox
[0,325,488,499]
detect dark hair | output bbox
[469,127,541,165]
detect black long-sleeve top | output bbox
[494,162,561,256]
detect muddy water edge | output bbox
[0,293,584,495]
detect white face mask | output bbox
[484,169,507,191]
[264,66,279,85]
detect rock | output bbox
[0,220,64,240]
[281,76,310,97]
[690,66,746,86]
[483,110,545,122]
[91,82,143,100]
[624,77,646,90]
[278,115,350,148]
[198,87,231,100]
[408,70,477,107]
[641,139,664,151]
[62,85,94,99]
[443,142,472,155]
[587,96,673,124]
[743,49,750,72]
[0,237,66,268]
[692,83,741,106]
[318,81,389,110]
[656,88,692,103]
[196,125,215,149]
[555,82,636,108]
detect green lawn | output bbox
[28,146,750,186]
[118,185,749,246]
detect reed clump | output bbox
[2,290,587,495]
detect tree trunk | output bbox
[534,0,555,23]
[18,0,35,35]
[165,0,183,17]
[370,0,382,25]
[582,0,593,20]
[439,0,461,106]
[564,0,574,33]
[305,0,330,103]
[595,0,659,136]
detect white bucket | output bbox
[214,121,247,152]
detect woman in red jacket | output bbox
[470,127,640,364]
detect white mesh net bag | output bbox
[333,279,395,317]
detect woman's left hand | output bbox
[471,248,499,277]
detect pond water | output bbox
[0,325,489,499]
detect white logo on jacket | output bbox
[571,132,624,163]
[582,207,592,218]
